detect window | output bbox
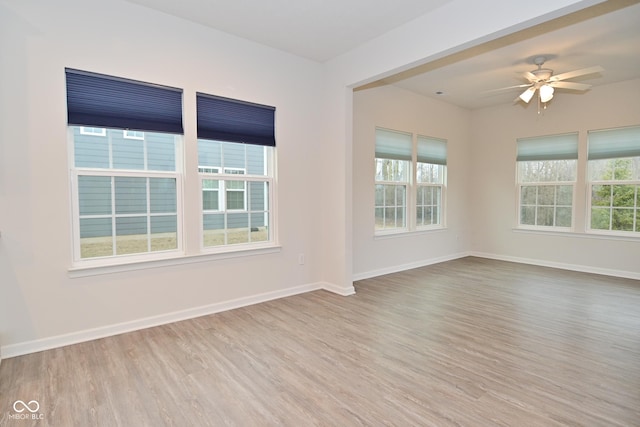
[123,130,145,140]
[375,128,411,231]
[67,69,183,265]
[374,128,447,233]
[416,135,446,228]
[197,93,276,249]
[67,71,277,268]
[72,128,180,259]
[80,126,106,136]
[588,126,640,234]
[516,133,578,229]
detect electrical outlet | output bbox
[298,253,305,265]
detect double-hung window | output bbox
[588,126,640,234]
[374,128,447,233]
[66,69,183,265]
[516,133,578,229]
[197,93,276,249]
[375,128,411,231]
[416,135,446,228]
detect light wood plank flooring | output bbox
[1,257,639,426]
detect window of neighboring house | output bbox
[588,126,640,235]
[80,126,106,136]
[197,92,276,249]
[66,68,183,265]
[123,130,145,140]
[375,128,411,232]
[416,135,446,228]
[516,133,578,229]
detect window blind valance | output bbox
[588,126,640,160]
[516,133,578,162]
[375,128,412,161]
[417,135,447,165]
[197,93,276,147]
[65,68,183,134]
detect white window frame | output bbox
[515,133,578,232]
[586,126,640,237]
[415,157,446,230]
[587,158,640,236]
[123,130,145,140]
[69,127,183,267]
[516,178,576,230]
[80,126,106,136]
[416,182,444,229]
[587,179,640,235]
[198,147,275,251]
[223,167,247,211]
[375,177,409,232]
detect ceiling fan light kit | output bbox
[539,84,554,103]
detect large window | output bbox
[416,135,446,228]
[516,133,578,229]
[199,141,273,247]
[375,128,411,231]
[197,93,276,249]
[588,126,640,234]
[71,127,181,259]
[67,69,183,265]
[374,128,447,234]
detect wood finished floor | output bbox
[1,257,639,426]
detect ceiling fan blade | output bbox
[482,83,532,94]
[524,71,538,83]
[515,86,536,103]
[549,81,592,91]
[550,65,604,82]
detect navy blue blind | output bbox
[66,68,183,134]
[197,92,275,147]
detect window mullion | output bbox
[146,177,151,253]
[111,176,116,256]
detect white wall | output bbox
[469,78,640,278]
[352,85,471,278]
[0,0,328,356]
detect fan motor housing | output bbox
[531,68,553,82]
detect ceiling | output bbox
[126,0,452,62]
[377,0,640,109]
[128,0,640,110]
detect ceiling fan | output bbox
[503,56,604,106]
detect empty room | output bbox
[1,0,639,425]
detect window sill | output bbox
[68,245,282,278]
[374,227,447,240]
[513,227,640,242]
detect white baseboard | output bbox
[352,252,470,282]
[1,281,351,359]
[319,281,356,296]
[470,251,640,281]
